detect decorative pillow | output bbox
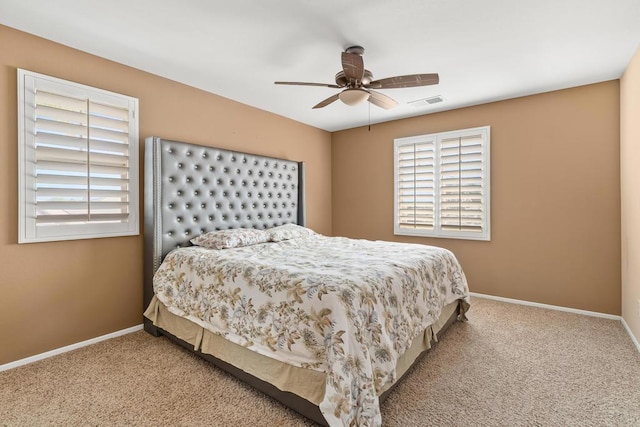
[266,224,317,242]
[190,228,269,250]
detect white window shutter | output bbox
[396,138,435,231]
[394,126,490,241]
[439,134,485,233]
[18,69,139,243]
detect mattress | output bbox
[148,234,469,426]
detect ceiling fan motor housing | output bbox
[345,45,365,56]
[335,70,373,87]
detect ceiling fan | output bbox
[275,45,439,110]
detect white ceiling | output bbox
[1,0,639,132]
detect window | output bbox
[18,69,139,243]
[394,126,490,241]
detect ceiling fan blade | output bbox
[275,81,341,88]
[312,93,340,109]
[341,52,365,81]
[367,73,439,89]
[367,90,398,110]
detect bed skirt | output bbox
[144,296,463,424]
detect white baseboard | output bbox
[621,317,640,353]
[469,292,620,320]
[470,292,640,353]
[0,324,143,373]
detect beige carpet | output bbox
[1,297,639,426]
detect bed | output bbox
[143,137,470,427]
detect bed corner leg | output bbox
[144,318,161,337]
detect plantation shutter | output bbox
[396,139,435,230]
[439,133,485,233]
[394,126,490,241]
[19,69,139,243]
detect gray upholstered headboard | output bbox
[143,137,305,311]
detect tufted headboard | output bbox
[143,137,305,311]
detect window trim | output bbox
[393,126,491,241]
[18,69,140,243]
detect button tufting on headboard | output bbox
[146,137,304,264]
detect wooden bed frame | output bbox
[143,136,462,425]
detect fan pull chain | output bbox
[368,101,371,132]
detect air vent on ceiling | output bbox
[408,95,444,107]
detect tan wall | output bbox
[621,46,640,343]
[332,81,621,315]
[0,25,332,365]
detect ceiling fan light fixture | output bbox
[338,88,369,106]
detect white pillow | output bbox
[190,228,269,250]
[266,224,317,242]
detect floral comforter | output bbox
[153,235,469,427]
